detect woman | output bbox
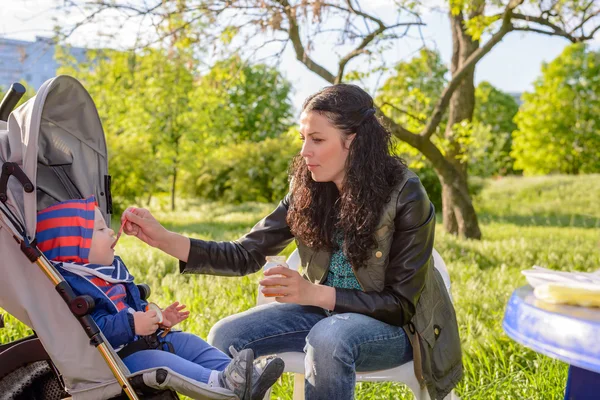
[122,84,462,399]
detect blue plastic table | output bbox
[503,285,600,399]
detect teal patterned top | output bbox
[323,233,363,291]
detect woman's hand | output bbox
[260,266,336,309]
[121,207,170,248]
[121,207,191,261]
[133,310,160,336]
[161,302,190,328]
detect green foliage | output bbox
[378,49,448,134]
[474,81,519,135]
[445,82,520,178]
[188,56,293,148]
[414,166,442,212]
[464,14,501,41]
[512,43,600,175]
[3,175,599,399]
[467,82,519,177]
[184,128,301,203]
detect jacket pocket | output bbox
[365,225,394,289]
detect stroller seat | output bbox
[0,76,240,400]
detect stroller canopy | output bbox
[0,75,111,239]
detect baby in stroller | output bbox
[36,195,284,400]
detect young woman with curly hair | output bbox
[121,84,462,400]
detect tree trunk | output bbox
[171,165,177,212]
[439,174,481,239]
[171,135,181,212]
[441,183,459,235]
[440,10,481,238]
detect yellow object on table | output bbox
[534,282,600,307]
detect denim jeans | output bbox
[122,331,231,384]
[208,303,413,400]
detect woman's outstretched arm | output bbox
[122,197,294,276]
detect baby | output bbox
[36,196,283,400]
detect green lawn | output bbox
[2,174,599,399]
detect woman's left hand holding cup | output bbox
[260,266,319,306]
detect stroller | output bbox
[0,76,239,400]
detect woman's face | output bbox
[299,111,355,190]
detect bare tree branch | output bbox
[379,101,426,123]
[59,4,111,41]
[82,0,164,16]
[513,26,563,37]
[344,0,385,28]
[377,111,423,149]
[512,12,579,41]
[336,21,422,83]
[587,24,600,39]
[275,0,336,83]
[334,1,424,82]
[573,3,599,32]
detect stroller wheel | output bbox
[0,360,68,400]
[26,367,67,400]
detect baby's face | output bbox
[88,207,116,265]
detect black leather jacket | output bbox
[179,177,435,327]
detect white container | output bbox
[257,255,289,305]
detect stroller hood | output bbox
[0,75,111,239]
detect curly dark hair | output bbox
[287,84,407,269]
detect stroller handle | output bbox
[0,82,26,122]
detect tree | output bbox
[57,46,197,212]
[512,43,600,175]
[180,56,295,200]
[57,0,600,238]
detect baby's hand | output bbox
[133,310,160,336]
[161,302,190,328]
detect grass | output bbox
[2,174,600,399]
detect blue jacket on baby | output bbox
[54,256,148,349]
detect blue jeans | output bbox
[122,331,231,384]
[208,303,413,400]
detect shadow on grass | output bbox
[439,241,501,271]
[478,212,600,229]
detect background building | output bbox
[0,36,87,91]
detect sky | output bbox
[1,0,598,112]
